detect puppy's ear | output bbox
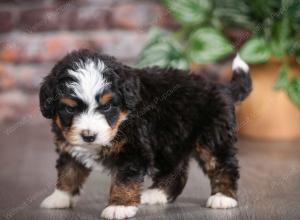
[110,63,141,109]
[39,75,57,119]
[121,75,141,109]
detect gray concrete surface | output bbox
[0,121,300,220]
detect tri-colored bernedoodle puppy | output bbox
[39,49,251,219]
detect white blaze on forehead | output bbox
[67,59,110,105]
[65,59,114,146]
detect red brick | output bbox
[0,33,84,63]
[0,62,52,91]
[18,7,63,32]
[0,10,15,33]
[67,6,109,30]
[0,64,16,91]
[0,42,19,62]
[0,31,147,63]
[0,0,50,5]
[41,34,91,61]
[55,0,114,7]
[0,91,40,123]
[88,31,147,62]
[110,2,174,30]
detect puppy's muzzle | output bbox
[81,130,97,143]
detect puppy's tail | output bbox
[230,54,252,102]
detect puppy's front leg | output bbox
[41,153,91,209]
[101,169,143,219]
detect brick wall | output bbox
[0,0,174,122]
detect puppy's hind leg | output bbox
[41,153,91,209]
[194,143,239,209]
[141,160,189,205]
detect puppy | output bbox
[39,49,251,219]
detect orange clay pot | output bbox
[236,57,300,141]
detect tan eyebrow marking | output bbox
[60,97,78,107]
[99,92,113,105]
[55,115,63,129]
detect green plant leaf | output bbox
[164,0,212,25]
[286,77,300,108]
[293,41,300,64]
[214,0,255,29]
[296,50,300,65]
[249,0,282,19]
[274,63,289,90]
[270,17,291,57]
[287,0,300,32]
[187,27,234,64]
[240,37,271,63]
[137,28,189,69]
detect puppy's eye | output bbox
[65,106,75,114]
[100,103,111,112]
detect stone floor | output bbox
[0,121,300,220]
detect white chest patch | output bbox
[68,146,103,170]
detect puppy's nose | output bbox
[81,130,96,143]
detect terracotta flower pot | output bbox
[236,57,300,141]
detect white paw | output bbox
[40,189,72,209]
[206,193,238,209]
[141,189,167,205]
[101,205,138,219]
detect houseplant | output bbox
[137,0,300,140]
[137,0,235,70]
[217,0,300,140]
